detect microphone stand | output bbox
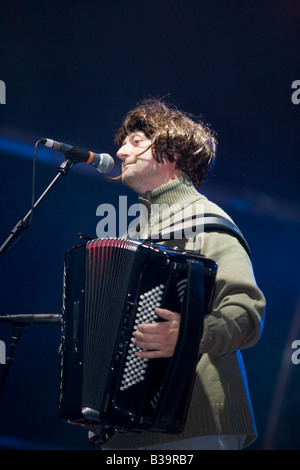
[0,156,73,396]
[0,314,62,398]
[0,158,76,258]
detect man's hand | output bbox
[132,307,180,358]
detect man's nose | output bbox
[116,142,131,160]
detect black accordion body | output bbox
[59,238,217,435]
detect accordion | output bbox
[59,238,217,435]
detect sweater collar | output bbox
[138,175,203,209]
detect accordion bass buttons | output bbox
[114,302,133,360]
[126,295,134,311]
[124,296,134,327]
[123,312,131,326]
[118,327,127,352]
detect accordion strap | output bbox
[145,213,251,258]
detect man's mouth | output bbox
[123,160,135,169]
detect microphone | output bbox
[40,138,114,173]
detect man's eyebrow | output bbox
[121,131,146,145]
[131,131,145,137]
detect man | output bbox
[93,98,266,450]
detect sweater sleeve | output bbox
[199,230,266,356]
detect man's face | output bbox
[117,131,180,194]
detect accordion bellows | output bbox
[59,238,217,434]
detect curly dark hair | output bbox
[113,97,217,188]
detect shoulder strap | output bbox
[145,213,251,258]
[202,213,251,257]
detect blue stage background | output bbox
[0,0,299,450]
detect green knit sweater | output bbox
[103,176,266,449]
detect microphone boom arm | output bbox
[0,313,61,399]
[0,313,62,326]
